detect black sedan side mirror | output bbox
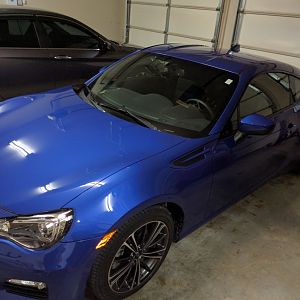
[239,113,275,135]
[97,40,109,53]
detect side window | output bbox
[239,83,274,118]
[39,19,100,49]
[229,83,273,132]
[290,75,300,102]
[0,19,39,48]
[229,72,293,132]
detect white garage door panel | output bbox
[234,0,300,70]
[245,0,300,14]
[130,5,167,31]
[128,29,164,47]
[127,0,222,47]
[169,8,217,40]
[137,0,166,3]
[171,0,219,8]
[242,48,300,69]
[167,35,211,46]
[240,15,300,54]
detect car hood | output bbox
[0,88,185,215]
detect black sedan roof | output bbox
[0,6,69,19]
[0,6,107,40]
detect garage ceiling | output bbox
[126,0,224,47]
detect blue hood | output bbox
[0,88,184,215]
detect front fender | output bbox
[62,137,215,243]
[62,164,182,242]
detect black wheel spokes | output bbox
[108,221,169,294]
[109,260,133,290]
[142,247,167,260]
[143,222,166,250]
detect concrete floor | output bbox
[129,173,300,300]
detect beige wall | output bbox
[0,0,126,42]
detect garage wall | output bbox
[0,0,126,42]
[233,0,300,69]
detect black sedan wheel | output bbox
[88,206,174,300]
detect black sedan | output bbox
[0,7,135,100]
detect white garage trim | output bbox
[242,10,300,19]
[238,45,300,60]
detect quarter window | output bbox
[0,19,39,48]
[40,19,100,49]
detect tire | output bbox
[88,206,174,300]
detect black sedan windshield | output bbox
[90,52,239,137]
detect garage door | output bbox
[233,0,300,68]
[126,0,224,47]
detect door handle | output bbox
[54,55,72,60]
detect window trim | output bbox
[289,74,300,103]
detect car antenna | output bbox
[227,44,240,55]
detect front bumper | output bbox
[0,237,100,300]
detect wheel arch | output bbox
[161,202,184,242]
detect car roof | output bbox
[144,44,296,76]
[0,6,82,24]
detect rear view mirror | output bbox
[239,114,275,135]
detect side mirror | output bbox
[97,40,109,53]
[239,113,275,135]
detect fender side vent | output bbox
[173,147,206,167]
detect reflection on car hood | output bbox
[0,87,185,215]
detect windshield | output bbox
[89,52,239,138]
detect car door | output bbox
[36,16,122,88]
[0,15,56,99]
[208,72,299,216]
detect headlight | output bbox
[0,209,73,249]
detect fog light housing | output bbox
[8,279,47,290]
[5,279,48,299]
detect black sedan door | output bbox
[0,16,56,99]
[36,16,128,88]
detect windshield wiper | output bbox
[96,101,157,130]
[73,84,156,130]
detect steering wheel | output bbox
[186,98,215,120]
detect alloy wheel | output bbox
[108,221,169,294]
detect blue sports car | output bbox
[0,44,300,300]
